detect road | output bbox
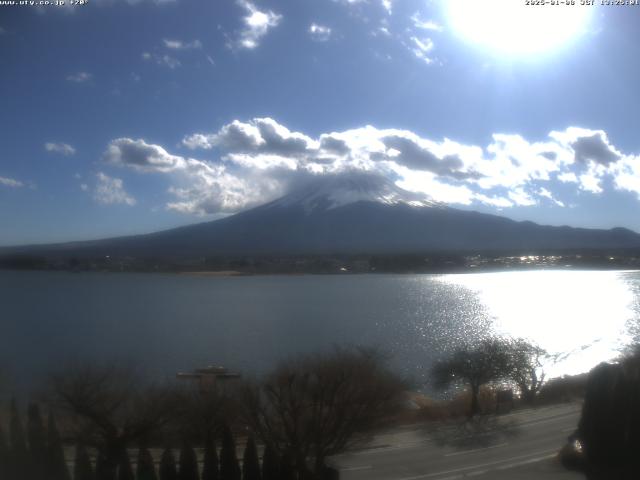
[331,402,585,480]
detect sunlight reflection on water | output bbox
[2,269,640,394]
[436,270,640,377]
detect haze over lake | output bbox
[2,269,638,393]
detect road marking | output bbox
[341,440,432,457]
[336,413,575,461]
[341,465,372,471]
[516,412,580,428]
[495,453,556,470]
[437,471,488,480]
[444,442,508,457]
[392,448,558,480]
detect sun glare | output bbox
[441,270,636,377]
[446,0,594,56]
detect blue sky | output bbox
[1,0,640,246]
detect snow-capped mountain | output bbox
[266,174,439,213]
[3,174,640,258]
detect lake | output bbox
[1,269,638,394]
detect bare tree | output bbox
[241,347,406,479]
[432,338,512,418]
[505,339,547,404]
[172,386,239,444]
[49,364,180,478]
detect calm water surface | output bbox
[1,269,639,392]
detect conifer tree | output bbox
[159,448,178,480]
[117,449,134,480]
[47,412,71,480]
[136,446,157,480]
[9,399,29,480]
[27,403,47,480]
[178,442,198,480]
[201,438,219,480]
[0,423,10,480]
[220,426,241,480]
[74,444,95,480]
[96,452,116,480]
[260,444,279,480]
[242,437,261,480]
[279,452,295,480]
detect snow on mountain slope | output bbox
[4,173,640,258]
[264,174,440,213]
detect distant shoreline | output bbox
[178,270,248,277]
[3,249,640,276]
[2,265,640,278]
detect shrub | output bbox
[159,448,177,480]
[74,444,95,480]
[201,439,219,480]
[47,412,71,480]
[27,404,47,480]
[117,449,134,480]
[260,444,278,480]
[242,347,405,476]
[178,442,198,480]
[136,446,157,480]
[220,426,241,480]
[242,436,260,480]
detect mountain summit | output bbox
[266,174,439,213]
[3,174,640,259]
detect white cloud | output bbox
[0,176,24,188]
[94,172,136,206]
[578,171,604,194]
[381,0,393,14]
[66,72,92,83]
[106,119,640,215]
[142,52,180,69]
[182,118,317,156]
[476,134,563,190]
[165,171,282,214]
[45,142,76,156]
[397,169,476,205]
[550,127,622,165]
[557,172,578,183]
[104,138,187,172]
[474,193,514,208]
[234,0,282,50]
[162,38,202,50]
[411,13,443,31]
[546,127,632,195]
[335,0,367,4]
[309,23,332,42]
[103,137,283,214]
[538,187,565,207]
[612,158,640,199]
[403,11,444,66]
[373,26,391,37]
[508,187,536,207]
[409,36,435,64]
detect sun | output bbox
[446,0,594,56]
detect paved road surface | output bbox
[331,403,584,480]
